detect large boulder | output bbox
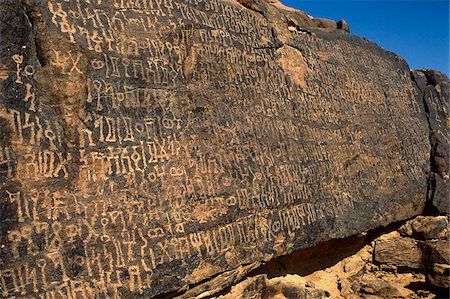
[0,0,440,297]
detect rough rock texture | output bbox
[375,216,450,291]
[0,0,444,298]
[220,215,450,299]
[374,231,424,270]
[411,70,450,214]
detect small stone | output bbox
[380,263,398,273]
[343,257,365,276]
[409,216,448,240]
[218,275,267,299]
[398,222,414,237]
[428,263,450,289]
[359,279,403,297]
[337,19,350,32]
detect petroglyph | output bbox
[0,0,434,297]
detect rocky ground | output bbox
[217,215,449,299]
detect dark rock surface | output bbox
[411,69,449,214]
[0,0,444,298]
[337,20,350,33]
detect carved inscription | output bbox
[0,0,429,298]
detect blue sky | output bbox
[281,0,450,76]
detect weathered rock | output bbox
[377,215,450,291]
[265,274,331,299]
[399,215,448,240]
[411,70,428,91]
[422,239,450,289]
[428,263,450,289]
[433,175,450,214]
[358,278,409,298]
[0,0,437,297]
[373,231,423,270]
[217,274,267,299]
[313,18,338,30]
[337,20,350,32]
[411,69,450,214]
[220,214,449,298]
[174,262,261,299]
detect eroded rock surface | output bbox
[220,215,450,299]
[0,0,440,298]
[411,69,450,214]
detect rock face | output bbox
[411,70,450,214]
[0,0,442,298]
[221,215,450,299]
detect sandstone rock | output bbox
[217,274,267,299]
[399,216,448,240]
[428,263,450,289]
[218,217,448,299]
[266,275,331,299]
[358,279,408,298]
[421,237,450,290]
[0,0,437,297]
[373,232,423,269]
[313,18,338,29]
[393,215,450,290]
[413,216,448,240]
[337,20,350,32]
[175,262,262,299]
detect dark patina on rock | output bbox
[411,69,449,214]
[0,0,438,298]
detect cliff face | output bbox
[0,0,446,298]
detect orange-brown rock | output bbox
[374,232,424,270]
[220,215,449,298]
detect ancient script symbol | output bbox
[12,54,24,84]
[68,52,83,76]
